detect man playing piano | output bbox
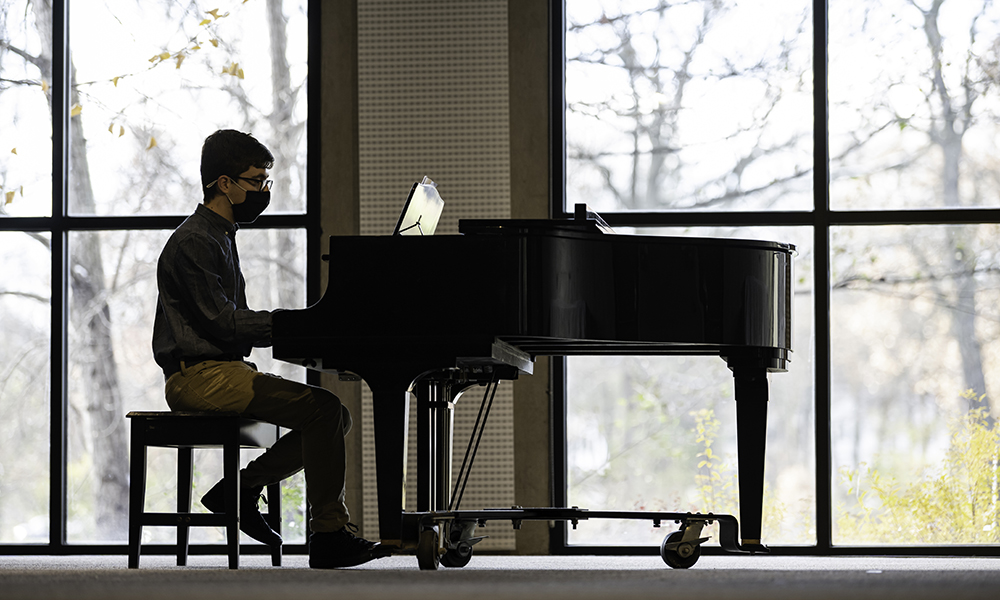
[151,129,379,568]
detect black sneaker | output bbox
[309,524,383,569]
[201,479,282,548]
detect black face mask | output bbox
[230,189,271,223]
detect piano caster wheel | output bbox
[440,541,474,568]
[660,530,701,569]
[417,527,441,571]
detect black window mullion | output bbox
[306,0,323,307]
[548,0,570,552]
[813,0,832,552]
[50,0,69,549]
[550,0,566,220]
[305,0,323,396]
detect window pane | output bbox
[0,231,51,542]
[240,229,309,544]
[66,228,307,543]
[829,2,1000,210]
[565,0,813,212]
[0,0,53,217]
[567,226,815,546]
[832,225,1000,544]
[67,0,308,216]
[240,228,309,384]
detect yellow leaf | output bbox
[10,147,16,155]
[119,126,125,138]
[206,9,229,20]
[70,104,82,117]
[210,39,219,47]
[108,123,114,133]
[176,54,186,69]
[5,191,14,205]
[41,80,49,92]
[158,51,171,61]
[192,44,201,51]
[199,19,211,26]
[236,68,244,79]
[113,76,119,87]
[147,136,157,150]
[149,55,159,63]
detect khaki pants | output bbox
[164,360,351,532]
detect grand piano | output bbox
[272,206,794,568]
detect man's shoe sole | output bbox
[309,550,378,569]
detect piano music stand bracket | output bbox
[397,507,765,571]
[573,203,615,234]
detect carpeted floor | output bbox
[1,554,999,600]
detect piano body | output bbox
[272,208,794,566]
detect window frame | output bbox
[551,0,1000,556]
[0,0,322,555]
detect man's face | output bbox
[225,166,270,204]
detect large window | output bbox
[0,0,315,549]
[563,0,1000,552]
[567,225,815,546]
[566,0,813,212]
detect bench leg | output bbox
[177,447,193,566]
[224,432,241,569]
[128,430,147,569]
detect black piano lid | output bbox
[460,217,796,254]
[461,204,795,254]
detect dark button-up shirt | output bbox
[152,204,272,377]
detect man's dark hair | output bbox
[200,130,274,201]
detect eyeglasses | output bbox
[233,176,272,191]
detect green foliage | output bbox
[837,401,1000,544]
[692,408,788,539]
[692,408,739,516]
[280,472,307,539]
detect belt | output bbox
[164,355,243,379]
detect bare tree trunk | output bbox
[919,0,994,424]
[68,116,130,540]
[33,0,129,539]
[266,0,304,309]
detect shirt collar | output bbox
[195,203,239,236]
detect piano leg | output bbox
[732,366,769,551]
[369,380,411,545]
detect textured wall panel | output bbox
[356,0,515,551]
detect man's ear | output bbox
[215,174,233,195]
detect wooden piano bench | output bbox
[126,411,282,569]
